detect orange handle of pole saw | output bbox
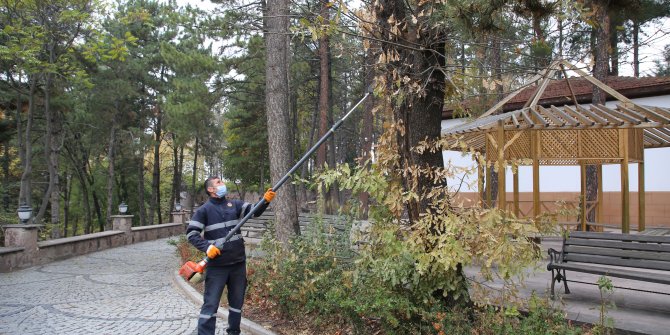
[194,258,208,273]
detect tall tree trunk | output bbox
[170,135,179,213]
[150,106,162,225]
[15,72,25,207]
[66,142,92,235]
[63,173,71,237]
[19,77,36,208]
[105,113,118,230]
[490,35,504,208]
[324,33,340,212]
[633,19,640,77]
[375,0,468,306]
[178,145,184,206]
[265,0,300,245]
[358,48,376,219]
[191,137,199,212]
[316,2,330,171]
[609,17,619,76]
[460,42,466,74]
[72,177,79,236]
[588,0,610,227]
[92,190,103,232]
[558,2,564,60]
[475,35,497,206]
[300,82,320,207]
[376,0,447,221]
[84,149,103,232]
[532,15,543,43]
[35,70,57,226]
[137,148,147,226]
[36,42,62,236]
[2,143,9,212]
[169,143,184,212]
[259,156,264,196]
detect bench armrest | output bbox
[547,248,563,269]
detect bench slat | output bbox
[566,239,670,253]
[569,231,670,244]
[564,245,670,261]
[549,263,670,285]
[564,254,670,271]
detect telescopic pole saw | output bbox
[179,86,374,283]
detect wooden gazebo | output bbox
[443,60,670,233]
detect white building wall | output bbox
[441,95,670,192]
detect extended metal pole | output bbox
[214,86,373,249]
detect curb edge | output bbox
[171,270,277,335]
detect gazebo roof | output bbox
[443,60,670,159]
[445,103,670,150]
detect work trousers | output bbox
[198,262,247,335]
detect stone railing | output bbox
[0,211,189,272]
[241,211,371,247]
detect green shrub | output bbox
[244,158,585,334]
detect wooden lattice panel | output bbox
[540,130,578,159]
[504,130,531,160]
[581,129,618,159]
[628,129,643,162]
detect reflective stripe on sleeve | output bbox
[199,314,212,319]
[187,220,205,230]
[186,231,200,239]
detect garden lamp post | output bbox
[175,203,182,212]
[17,204,32,224]
[119,202,128,214]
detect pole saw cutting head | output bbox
[178,260,207,284]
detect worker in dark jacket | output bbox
[186,176,275,335]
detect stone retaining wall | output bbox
[0,212,188,272]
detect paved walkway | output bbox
[0,238,230,335]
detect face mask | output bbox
[214,184,227,197]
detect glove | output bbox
[206,244,221,259]
[263,188,276,202]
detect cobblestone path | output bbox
[0,238,229,334]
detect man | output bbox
[186,176,275,335]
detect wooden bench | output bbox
[547,231,670,299]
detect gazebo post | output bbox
[580,162,587,231]
[597,165,603,225]
[639,152,646,232]
[621,129,630,233]
[532,131,540,219]
[478,161,484,206]
[486,163,492,208]
[497,120,506,211]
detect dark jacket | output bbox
[186,196,268,266]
